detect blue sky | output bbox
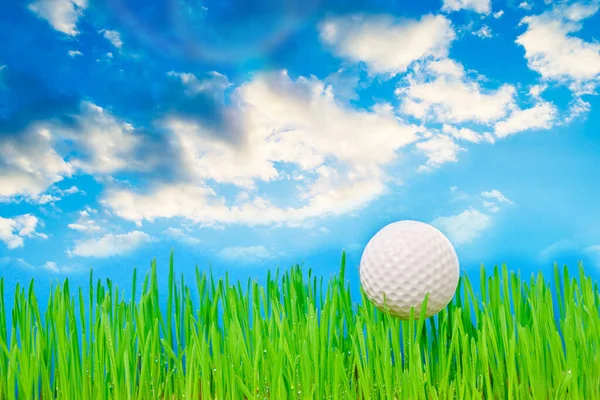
[1,0,600,300]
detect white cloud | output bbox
[473,25,493,39]
[397,59,516,124]
[518,2,532,10]
[480,189,513,213]
[67,207,102,233]
[68,50,82,57]
[0,126,74,202]
[482,201,500,213]
[0,257,80,274]
[102,178,388,227]
[562,2,600,21]
[62,185,83,195]
[100,29,123,49]
[319,14,455,76]
[101,71,420,227]
[67,223,95,232]
[416,134,464,172]
[449,185,471,203]
[164,227,202,246]
[67,231,156,258]
[493,10,504,18]
[494,101,557,137]
[28,0,87,36]
[41,261,79,274]
[53,101,145,175]
[481,189,513,204]
[217,245,272,263]
[6,185,84,206]
[441,0,491,14]
[516,4,600,94]
[165,70,420,185]
[27,194,60,204]
[565,97,591,122]
[162,116,277,188]
[425,58,465,77]
[442,124,492,143]
[42,261,61,273]
[432,209,492,245]
[0,214,46,249]
[168,71,232,98]
[528,84,547,98]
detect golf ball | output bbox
[359,220,459,319]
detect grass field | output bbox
[0,250,598,399]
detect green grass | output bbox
[0,250,598,399]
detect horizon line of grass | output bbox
[0,250,598,399]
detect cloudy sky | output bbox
[1,0,599,296]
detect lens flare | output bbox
[106,0,321,64]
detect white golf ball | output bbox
[359,220,459,319]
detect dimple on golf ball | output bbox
[359,220,459,319]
